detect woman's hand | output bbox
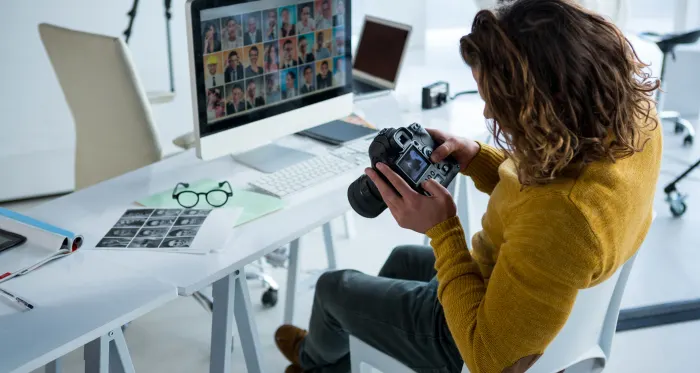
[426,128,481,173]
[365,163,457,234]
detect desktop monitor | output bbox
[352,16,411,90]
[186,0,353,162]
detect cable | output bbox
[450,90,478,100]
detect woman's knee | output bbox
[315,269,356,299]
[379,245,419,276]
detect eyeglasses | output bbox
[172,181,233,208]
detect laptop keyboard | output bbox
[353,79,383,94]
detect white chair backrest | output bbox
[528,252,638,373]
[38,23,162,190]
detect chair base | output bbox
[193,267,280,313]
[659,111,698,218]
[660,111,695,146]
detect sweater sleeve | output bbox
[463,142,507,195]
[426,201,600,373]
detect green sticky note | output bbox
[137,179,285,227]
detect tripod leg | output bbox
[123,0,140,43]
[164,0,175,92]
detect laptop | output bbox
[352,16,412,96]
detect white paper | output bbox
[92,208,242,254]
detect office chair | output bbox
[39,23,164,190]
[639,29,700,217]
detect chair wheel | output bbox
[667,191,688,218]
[261,288,278,307]
[670,201,687,217]
[675,122,685,134]
[684,135,694,147]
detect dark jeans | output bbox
[298,245,464,373]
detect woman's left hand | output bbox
[365,163,457,234]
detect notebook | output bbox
[0,208,83,284]
[298,113,378,145]
[136,179,285,227]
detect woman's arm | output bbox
[426,198,600,373]
[462,141,506,195]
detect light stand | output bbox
[123,0,175,95]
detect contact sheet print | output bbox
[96,208,212,252]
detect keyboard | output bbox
[249,153,366,198]
[353,79,387,95]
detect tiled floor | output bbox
[6,121,700,373]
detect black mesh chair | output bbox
[640,29,700,217]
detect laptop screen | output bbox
[353,18,409,85]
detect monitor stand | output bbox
[231,143,315,173]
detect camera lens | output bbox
[347,175,387,218]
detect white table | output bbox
[0,251,177,373]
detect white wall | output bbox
[1,0,194,201]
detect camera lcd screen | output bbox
[397,147,430,183]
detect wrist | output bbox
[459,139,482,172]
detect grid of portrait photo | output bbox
[201,0,349,124]
[96,208,212,250]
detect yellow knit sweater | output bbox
[426,124,662,373]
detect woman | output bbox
[203,23,221,54]
[275,1,662,373]
[265,43,280,73]
[206,88,222,121]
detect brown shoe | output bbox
[285,364,303,373]
[275,324,308,366]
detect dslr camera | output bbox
[348,123,460,218]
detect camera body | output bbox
[347,123,460,218]
[421,81,449,109]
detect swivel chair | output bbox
[639,29,700,217]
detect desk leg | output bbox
[210,274,235,373]
[85,328,135,373]
[234,271,264,373]
[322,223,337,270]
[211,271,264,373]
[284,238,301,324]
[46,359,62,373]
[343,211,356,239]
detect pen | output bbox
[0,287,34,310]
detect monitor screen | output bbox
[192,0,352,138]
[353,19,409,84]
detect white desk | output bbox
[0,251,177,373]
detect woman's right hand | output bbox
[426,128,481,172]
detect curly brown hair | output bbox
[461,0,659,185]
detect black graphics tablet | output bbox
[299,118,378,145]
[0,228,27,254]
